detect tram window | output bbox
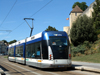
[31,44,35,58]
[50,37,68,46]
[35,42,41,59]
[8,48,14,56]
[26,42,41,58]
[16,47,19,56]
[16,46,23,57]
[26,45,31,58]
[20,46,23,57]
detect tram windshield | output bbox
[49,36,69,59]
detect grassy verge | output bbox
[72,52,100,63]
[4,56,8,58]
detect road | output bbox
[0,56,100,75]
[72,61,100,69]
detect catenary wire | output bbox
[30,0,53,17]
[3,0,53,39]
[0,0,17,27]
[13,0,53,31]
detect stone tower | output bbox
[70,5,83,29]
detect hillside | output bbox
[72,52,100,63]
[71,34,100,63]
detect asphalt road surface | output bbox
[72,61,100,69]
[0,56,99,75]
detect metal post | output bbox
[24,18,34,37]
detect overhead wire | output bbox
[0,0,17,27]
[12,0,53,31]
[3,0,53,39]
[30,0,53,17]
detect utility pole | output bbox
[24,18,34,37]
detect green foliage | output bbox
[71,37,100,57]
[98,47,100,53]
[70,15,97,46]
[96,30,100,35]
[71,34,100,59]
[71,44,86,57]
[83,41,92,49]
[72,2,88,11]
[97,34,100,39]
[9,40,17,44]
[45,26,58,31]
[92,0,100,35]
[2,40,8,44]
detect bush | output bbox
[96,29,100,35]
[71,44,87,57]
[84,50,93,55]
[76,52,82,56]
[98,47,100,53]
[83,41,92,49]
[77,45,87,54]
[94,39,100,44]
[71,46,78,57]
[97,34,100,39]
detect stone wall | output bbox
[70,12,82,29]
[81,2,94,17]
[63,26,70,35]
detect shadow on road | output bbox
[0,65,8,71]
[72,64,83,67]
[28,65,77,72]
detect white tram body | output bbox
[8,31,71,68]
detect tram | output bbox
[8,31,71,68]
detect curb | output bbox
[72,66,100,73]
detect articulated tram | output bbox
[8,31,71,68]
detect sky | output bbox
[0,0,95,42]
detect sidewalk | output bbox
[72,61,100,73]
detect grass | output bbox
[72,52,100,63]
[4,56,8,58]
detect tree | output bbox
[2,40,8,44]
[72,2,88,11]
[9,40,17,44]
[45,26,58,31]
[70,15,97,46]
[92,0,100,35]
